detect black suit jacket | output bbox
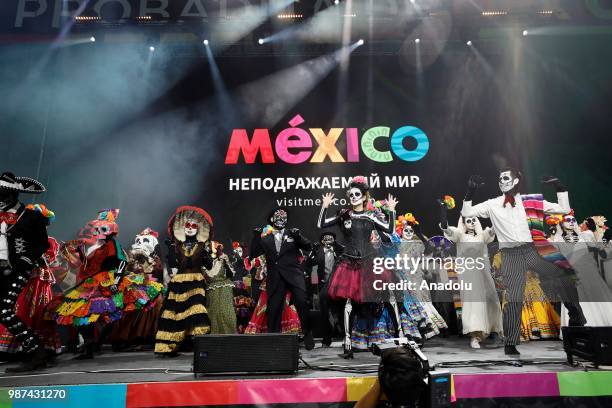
[305,242,344,284]
[250,228,312,294]
[2,203,49,272]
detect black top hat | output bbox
[0,172,45,194]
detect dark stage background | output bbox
[1,35,611,250]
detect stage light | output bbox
[482,11,507,16]
[334,0,340,4]
[522,30,528,36]
[357,39,364,46]
[410,0,416,3]
[415,38,420,44]
[466,40,472,46]
[90,36,96,43]
[203,39,209,45]
[258,38,264,45]
[149,46,155,52]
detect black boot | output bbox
[303,332,315,351]
[321,337,332,347]
[5,348,48,373]
[339,344,354,359]
[504,345,520,356]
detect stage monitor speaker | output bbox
[562,326,612,367]
[193,334,299,375]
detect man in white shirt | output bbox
[461,168,585,356]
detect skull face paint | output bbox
[464,217,477,232]
[184,220,199,237]
[402,225,414,240]
[343,219,352,230]
[321,234,335,248]
[271,209,288,229]
[498,170,519,193]
[347,187,365,207]
[562,215,577,232]
[234,247,243,257]
[131,234,159,256]
[91,221,117,241]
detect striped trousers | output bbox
[500,243,585,346]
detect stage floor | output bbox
[0,337,584,387]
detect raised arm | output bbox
[541,175,571,214]
[371,194,398,234]
[461,175,491,218]
[318,192,339,228]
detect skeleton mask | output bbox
[464,217,477,232]
[234,247,243,257]
[271,209,288,229]
[347,187,365,207]
[499,170,519,193]
[321,234,335,248]
[131,233,158,257]
[184,219,199,237]
[343,219,352,230]
[562,215,577,232]
[402,225,414,240]
[91,221,117,241]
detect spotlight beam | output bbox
[209,0,296,50]
[233,42,362,127]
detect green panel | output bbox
[0,389,13,408]
[558,371,612,396]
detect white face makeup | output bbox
[132,234,158,256]
[235,247,243,257]
[93,225,112,241]
[402,225,414,240]
[343,219,352,229]
[498,170,519,193]
[562,215,577,231]
[464,217,477,231]
[347,188,364,207]
[271,209,288,229]
[321,235,335,247]
[184,220,199,237]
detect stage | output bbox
[1,337,611,407]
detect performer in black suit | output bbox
[250,208,314,350]
[305,232,344,347]
[0,172,50,372]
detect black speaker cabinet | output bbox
[562,326,612,368]
[193,334,299,375]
